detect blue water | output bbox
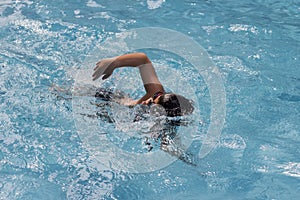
[1,0,300,199]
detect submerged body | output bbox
[94,86,196,165]
[92,53,195,165]
[52,52,196,165]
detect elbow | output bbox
[137,52,151,64]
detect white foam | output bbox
[278,162,300,178]
[86,0,104,8]
[147,0,165,10]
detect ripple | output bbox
[147,0,165,10]
[220,134,246,150]
[278,162,300,178]
[278,93,300,102]
[0,173,66,199]
[86,0,104,8]
[213,55,259,77]
[228,24,259,35]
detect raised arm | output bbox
[92,53,164,104]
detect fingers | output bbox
[92,64,106,81]
[94,61,102,71]
[92,70,101,81]
[92,74,99,81]
[92,71,105,81]
[92,57,116,81]
[92,70,109,81]
[92,70,103,81]
[96,60,102,66]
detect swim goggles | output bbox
[147,91,164,106]
[152,91,164,101]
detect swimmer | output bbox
[92,53,197,165]
[92,52,194,117]
[51,53,197,165]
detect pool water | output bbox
[1,0,300,199]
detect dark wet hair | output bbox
[157,93,194,117]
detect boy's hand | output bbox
[92,57,117,81]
